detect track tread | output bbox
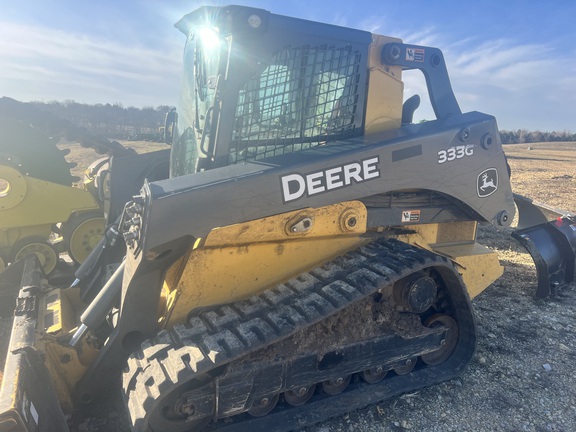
[123,238,454,431]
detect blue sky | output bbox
[1,0,575,131]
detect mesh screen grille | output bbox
[230,44,362,164]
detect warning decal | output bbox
[406,48,425,62]
[402,210,421,223]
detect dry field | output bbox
[1,141,575,432]
[504,142,576,209]
[57,139,170,183]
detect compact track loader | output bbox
[1,5,575,432]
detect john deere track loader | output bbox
[1,5,575,432]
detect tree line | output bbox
[499,129,576,144]
[30,100,172,141]
[30,101,575,144]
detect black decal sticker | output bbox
[392,145,422,162]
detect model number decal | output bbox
[437,145,474,164]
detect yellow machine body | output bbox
[34,200,502,409]
[0,164,101,272]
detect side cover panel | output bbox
[140,111,515,253]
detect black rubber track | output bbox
[122,238,476,431]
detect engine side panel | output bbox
[139,111,514,256]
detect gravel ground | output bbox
[306,142,576,432]
[1,142,575,432]
[306,226,576,432]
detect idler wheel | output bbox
[284,384,316,406]
[146,376,212,432]
[421,314,459,366]
[62,211,105,264]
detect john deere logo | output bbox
[280,157,380,203]
[477,168,498,197]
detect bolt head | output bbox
[248,14,262,28]
[178,399,195,416]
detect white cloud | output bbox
[1,14,573,131]
[329,12,349,28]
[0,21,182,107]
[382,27,576,131]
[358,15,387,34]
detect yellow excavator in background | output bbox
[0,5,575,432]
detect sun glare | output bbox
[197,26,220,51]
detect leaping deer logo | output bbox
[477,169,498,197]
[480,173,496,192]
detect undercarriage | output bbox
[124,239,476,431]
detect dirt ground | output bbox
[57,139,169,184]
[307,142,576,432]
[1,141,575,432]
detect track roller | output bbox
[321,375,352,395]
[393,357,417,376]
[284,384,316,406]
[360,366,387,384]
[248,393,280,417]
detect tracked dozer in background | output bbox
[0,5,575,432]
